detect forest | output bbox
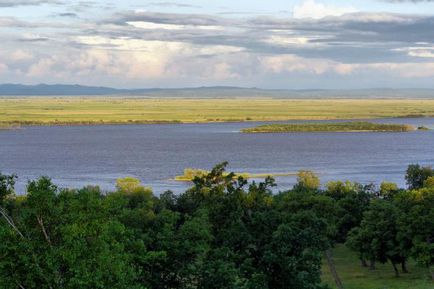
[0,163,433,289]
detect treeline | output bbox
[0,163,433,289]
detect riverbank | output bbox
[0,98,433,126]
[0,124,20,130]
[242,122,416,133]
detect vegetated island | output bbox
[174,168,295,182]
[241,122,416,133]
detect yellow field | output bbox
[0,97,433,125]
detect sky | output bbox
[1,0,434,89]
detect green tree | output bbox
[348,200,408,276]
[395,188,434,280]
[0,178,143,289]
[294,170,320,192]
[423,176,434,189]
[380,182,399,199]
[405,164,434,190]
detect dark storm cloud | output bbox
[57,12,78,17]
[96,11,434,63]
[0,0,62,7]
[18,37,50,42]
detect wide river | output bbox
[1,118,433,194]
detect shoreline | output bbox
[1,115,433,128]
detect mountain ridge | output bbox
[1,83,434,98]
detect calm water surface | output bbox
[1,118,433,194]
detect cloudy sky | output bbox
[1,0,434,88]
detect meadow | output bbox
[0,97,433,125]
[322,245,432,289]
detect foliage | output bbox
[380,182,399,199]
[1,163,433,288]
[294,170,321,192]
[406,164,434,190]
[0,173,16,204]
[174,168,294,182]
[242,122,415,133]
[423,176,434,189]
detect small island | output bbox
[241,122,415,133]
[174,168,295,182]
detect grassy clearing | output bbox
[322,245,432,289]
[174,168,295,182]
[0,97,433,126]
[242,122,415,133]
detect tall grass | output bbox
[0,97,433,126]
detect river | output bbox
[0,118,433,194]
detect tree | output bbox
[405,164,433,190]
[0,178,144,289]
[0,173,16,205]
[326,180,363,200]
[423,176,434,189]
[336,189,371,242]
[294,170,320,192]
[395,188,434,280]
[347,200,407,277]
[380,182,399,199]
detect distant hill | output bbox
[1,84,434,98]
[0,84,128,96]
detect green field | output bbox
[242,122,415,133]
[0,97,433,126]
[322,245,432,289]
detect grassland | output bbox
[322,245,432,289]
[174,168,295,182]
[0,97,433,126]
[242,122,415,133]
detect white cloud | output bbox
[0,63,8,74]
[15,35,246,82]
[127,21,223,31]
[395,46,434,58]
[366,62,434,77]
[293,0,357,19]
[27,58,55,77]
[339,12,413,23]
[10,50,34,61]
[126,21,185,30]
[260,54,352,75]
[260,54,434,78]
[264,35,326,48]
